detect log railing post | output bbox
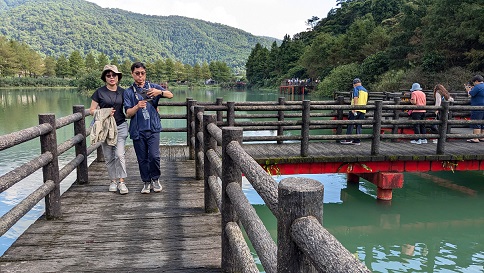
[221,127,243,272]
[194,105,205,180]
[227,101,235,127]
[203,114,218,213]
[437,101,449,155]
[447,100,454,134]
[187,98,196,160]
[73,105,88,184]
[371,101,382,155]
[277,177,324,273]
[277,97,285,144]
[96,146,105,162]
[216,97,224,123]
[336,96,345,142]
[391,97,401,142]
[39,113,61,219]
[301,100,310,157]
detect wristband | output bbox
[161,91,164,97]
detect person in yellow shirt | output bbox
[341,78,368,145]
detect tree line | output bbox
[0,35,235,89]
[0,0,274,75]
[246,0,484,96]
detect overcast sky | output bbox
[85,0,338,39]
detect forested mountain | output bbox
[0,0,276,71]
[246,0,484,95]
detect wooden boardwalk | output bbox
[0,146,222,273]
[244,139,484,164]
[2,138,484,272]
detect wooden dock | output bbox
[0,146,222,272]
[2,138,484,271]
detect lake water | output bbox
[0,87,483,272]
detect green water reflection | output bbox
[248,173,484,272]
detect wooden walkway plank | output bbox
[243,140,484,164]
[0,146,222,273]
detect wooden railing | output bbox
[184,97,483,271]
[179,97,484,159]
[194,107,371,272]
[0,105,99,236]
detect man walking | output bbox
[124,62,174,193]
[341,78,368,145]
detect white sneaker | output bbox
[410,140,422,144]
[152,179,162,193]
[432,139,438,144]
[340,140,353,145]
[118,182,129,195]
[109,181,117,192]
[141,182,151,194]
[420,139,428,144]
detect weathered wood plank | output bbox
[0,146,222,273]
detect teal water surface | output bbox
[1,88,483,273]
[245,173,484,272]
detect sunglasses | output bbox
[134,71,146,76]
[105,73,117,78]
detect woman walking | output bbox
[89,65,129,194]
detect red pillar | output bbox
[357,172,404,201]
[347,173,360,184]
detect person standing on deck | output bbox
[124,62,174,194]
[341,78,368,145]
[465,74,484,143]
[89,65,129,195]
[409,83,427,144]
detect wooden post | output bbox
[216,97,224,123]
[221,127,243,272]
[96,146,105,162]
[227,101,235,127]
[277,177,324,273]
[371,100,382,155]
[391,97,401,142]
[39,113,61,219]
[336,96,344,140]
[437,101,449,155]
[73,105,88,184]
[277,97,285,144]
[203,114,218,213]
[446,100,453,134]
[187,98,196,160]
[301,100,310,157]
[194,106,205,180]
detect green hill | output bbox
[0,0,277,70]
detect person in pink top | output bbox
[409,83,427,144]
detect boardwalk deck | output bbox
[2,138,484,272]
[243,139,484,164]
[0,146,222,273]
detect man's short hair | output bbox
[131,62,146,72]
[471,74,484,83]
